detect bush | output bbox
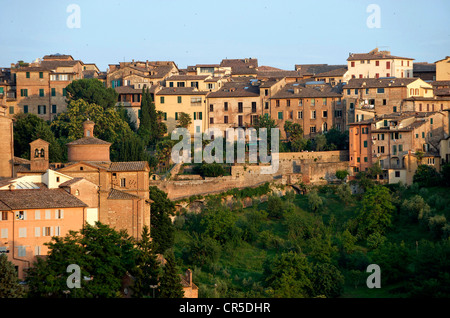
[199,162,226,177]
[400,195,431,223]
[307,189,324,213]
[428,215,447,239]
[413,165,441,187]
[267,194,284,219]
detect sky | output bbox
[1,0,449,71]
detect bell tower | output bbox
[29,138,50,171]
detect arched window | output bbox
[40,148,45,158]
[415,88,419,95]
[410,88,414,95]
[34,149,40,158]
[323,122,328,132]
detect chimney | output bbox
[83,119,95,137]
[185,269,193,287]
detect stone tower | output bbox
[0,106,14,178]
[29,138,50,172]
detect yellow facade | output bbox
[436,56,450,81]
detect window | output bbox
[386,73,390,77]
[276,100,280,107]
[378,146,385,153]
[393,145,397,155]
[238,102,243,113]
[51,88,56,96]
[395,171,400,178]
[430,118,433,125]
[310,126,316,133]
[347,89,351,95]
[224,102,228,111]
[224,116,228,124]
[322,98,327,106]
[264,89,269,96]
[251,102,257,113]
[63,88,67,96]
[16,211,25,220]
[52,105,57,114]
[169,82,174,87]
[375,61,379,66]
[18,246,26,257]
[190,97,202,106]
[120,178,126,187]
[19,228,27,238]
[393,106,397,113]
[1,211,8,221]
[191,81,198,88]
[45,210,51,220]
[1,228,8,239]
[354,89,358,95]
[238,115,243,127]
[55,226,61,236]
[26,72,30,78]
[278,112,283,120]
[9,106,14,115]
[177,96,182,103]
[286,99,290,107]
[297,111,303,119]
[265,102,269,109]
[20,89,28,97]
[38,105,46,114]
[378,133,385,140]
[207,83,215,89]
[364,157,368,162]
[399,144,403,152]
[160,96,165,104]
[311,110,316,119]
[377,88,385,94]
[311,99,315,106]
[39,89,45,97]
[209,104,214,112]
[351,62,355,67]
[364,140,368,148]
[39,72,43,79]
[357,157,360,163]
[177,82,185,88]
[55,209,63,219]
[365,88,370,94]
[386,61,391,69]
[322,111,327,118]
[43,227,51,237]
[375,73,380,79]
[210,117,214,124]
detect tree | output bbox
[413,164,441,187]
[325,128,348,150]
[138,88,160,145]
[177,112,192,129]
[13,113,64,162]
[311,263,344,298]
[111,132,151,163]
[284,121,306,152]
[51,99,133,145]
[159,251,184,298]
[252,115,278,152]
[441,163,450,187]
[307,189,323,213]
[66,78,118,109]
[132,226,161,298]
[400,195,431,223]
[149,186,176,254]
[26,222,137,298]
[263,251,313,298]
[314,134,327,151]
[356,185,396,238]
[335,169,349,182]
[336,183,352,204]
[0,254,25,298]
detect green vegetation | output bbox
[173,176,450,298]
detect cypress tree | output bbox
[0,254,25,298]
[158,251,184,298]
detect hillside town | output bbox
[0,48,450,299]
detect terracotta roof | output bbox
[294,64,347,76]
[313,67,348,77]
[115,86,142,94]
[257,70,304,78]
[66,137,111,146]
[271,83,342,99]
[347,49,413,61]
[13,156,30,165]
[58,177,85,188]
[0,200,10,211]
[206,82,260,98]
[156,87,207,95]
[220,58,258,69]
[0,188,88,210]
[107,188,140,200]
[165,75,209,81]
[344,78,417,89]
[109,161,149,172]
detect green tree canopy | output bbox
[159,251,184,298]
[176,112,192,129]
[0,254,25,298]
[65,78,118,109]
[413,164,442,187]
[149,186,176,254]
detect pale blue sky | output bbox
[1,0,449,71]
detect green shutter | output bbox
[63,88,67,96]
[51,88,56,96]
[198,112,202,120]
[177,96,182,103]
[160,96,164,104]
[194,112,196,120]
[175,112,178,120]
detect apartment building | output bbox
[155,87,208,136]
[164,74,227,92]
[0,107,14,178]
[11,54,89,120]
[220,58,258,78]
[206,80,261,138]
[346,48,414,80]
[0,177,88,279]
[348,111,447,184]
[107,60,178,89]
[344,77,434,123]
[270,82,344,139]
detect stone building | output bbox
[14,120,152,239]
[346,48,414,80]
[0,106,14,178]
[348,111,447,184]
[270,81,345,139]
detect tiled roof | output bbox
[220,58,258,69]
[206,82,260,98]
[66,137,112,146]
[313,67,348,77]
[58,177,85,188]
[271,83,342,99]
[115,86,142,94]
[257,70,304,78]
[108,161,149,172]
[107,188,140,200]
[0,188,88,210]
[344,78,417,89]
[156,87,207,95]
[347,49,413,61]
[165,75,209,81]
[294,64,347,76]
[413,63,436,72]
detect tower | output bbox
[0,106,14,178]
[29,138,50,172]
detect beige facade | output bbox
[346,48,414,81]
[436,56,450,81]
